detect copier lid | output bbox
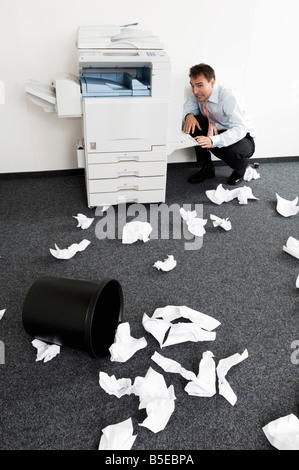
[77,25,120,49]
[77,25,164,50]
[112,28,153,40]
[107,37,164,50]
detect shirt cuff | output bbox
[211,135,221,147]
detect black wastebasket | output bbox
[22,276,123,358]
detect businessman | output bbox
[183,63,256,185]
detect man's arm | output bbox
[211,92,249,148]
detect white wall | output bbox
[0,0,298,173]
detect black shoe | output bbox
[226,171,243,185]
[187,166,215,184]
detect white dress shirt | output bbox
[183,82,256,148]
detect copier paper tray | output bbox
[81,72,150,98]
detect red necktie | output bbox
[203,100,218,137]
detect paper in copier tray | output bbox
[80,72,150,98]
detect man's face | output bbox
[190,74,215,102]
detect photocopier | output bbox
[25,25,187,207]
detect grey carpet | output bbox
[0,159,298,452]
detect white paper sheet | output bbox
[210,214,232,231]
[283,236,299,259]
[98,418,137,450]
[180,207,207,237]
[153,255,177,271]
[179,208,197,223]
[262,413,299,450]
[49,239,90,259]
[153,305,221,331]
[151,351,196,381]
[152,350,216,398]
[184,351,216,397]
[99,366,176,434]
[162,322,216,347]
[136,367,176,433]
[206,184,233,205]
[296,274,299,288]
[216,349,248,405]
[32,339,60,362]
[73,213,94,229]
[276,193,299,217]
[0,309,6,320]
[143,306,220,348]
[99,371,134,398]
[243,166,260,181]
[122,221,152,244]
[142,313,172,348]
[206,184,258,205]
[109,322,147,362]
[96,205,110,214]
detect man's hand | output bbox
[183,114,202,134]
[195,136,213,148]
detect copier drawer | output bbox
[88,160,166,179]
[87,150,166,164]
[88,175,165,193]
[88,189,166,207]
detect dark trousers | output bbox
[191,114,255,177]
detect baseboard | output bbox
[0,156,298,180]
[0,168,85,180]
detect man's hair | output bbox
[189,63,215,82]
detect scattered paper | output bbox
[73,213,94,229]
[151,351,196,381]
[283,236,299,259]
[276,194,299,217]
[32,339,60,362]
[153,305,221,331]
[153,255,177,271]
[180,207,207,236]
[206,184,258,205]
[49,239,90,259]
[99,367,175,433]
[142,313,172,348]
[99,371,134,398]
[143,306,220,348]
[216,349,248,405]
[262,413,299,450]
[210,214,232,231]
[179,208,197,224]
[109,322,147,362]
[296,274,299,288]
[0,309,6,320]
[136,367,176,433]
[98,418,137,450]
[184,351,216,397]
[153,350,249,400]
[95,205,110,214]
[162,322,216,347]
[243,166,260,181]
[122,221,152,244]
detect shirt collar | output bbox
[207,82,219,104]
